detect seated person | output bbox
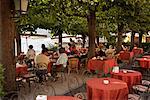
[35,48,50,83]
[122,45,129,51]
[26,45,36,67]
[52,48,68,77]
[133,44,138,49]
[96,49,106,57]
[105,45,115,58]
[56,47,68,68]
[70,45,79,56]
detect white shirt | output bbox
[56,53,68,67]
[26,49,35,60]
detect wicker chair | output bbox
[68,58,79,75]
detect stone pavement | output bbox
[18,73,92,100]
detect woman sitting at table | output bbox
[51,48,68,78]
[105,45,115,58]
[26,45,36,67]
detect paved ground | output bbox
[18,72,92,100]
[2,62,150,100]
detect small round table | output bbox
[111,70,142,90]
[86,78,129,100]
[136,58,150,69]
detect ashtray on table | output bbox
[103,79,110,85]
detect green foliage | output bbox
[17,0,150,41]
[0,64,4,96]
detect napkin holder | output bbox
[112,66,119,73]
[36,95,47,100]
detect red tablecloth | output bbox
[86,78,129,100]
[142,55,150,58]
[132,48,143,56]
[16,64,28,76]
[119,51,134,60]
[87,59,116,74]
[111,70,142,90]
[47,96,79,100]
[136,58,150,68]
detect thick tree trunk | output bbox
[116,23,124,53]
[139,33,143,47]
[0,0,16,92]
[87,10,96,59]
[131,31,135,50]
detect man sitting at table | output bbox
[35,48,50,83]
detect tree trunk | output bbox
[131,31,135,50]
[139,33,143,48]
[16,29,21,55]
[58,30,62,47]
[87,10,96,59]
[116,23,124,53]
[96,36,99,48]
[0,0,16,92]
[82,35,86,48]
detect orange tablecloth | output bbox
[111,70,142,90]
[136,58,150,69]
[132,48,143,56]
[47,96,79,100]
[86,78,129,100]
[16,64,28,75]
[119,51,134,60]
[87,59,116,74]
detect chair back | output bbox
[132,48,143,56]
[119,52,130,60]
[36,63,47,70]
[68,58,79,69]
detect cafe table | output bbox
[87,58,116,74]
[16,63,28,76]
[111,69,142,90]
[136,58,150,69]
[86,78,129,100]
